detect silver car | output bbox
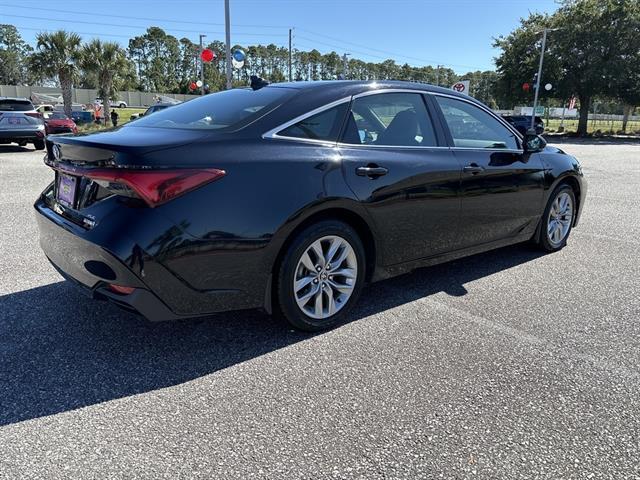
[0,97,46,150]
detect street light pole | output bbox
[531,28,552,131]
[199,34,206,96]
[288,28,293,82]
[224,0,232,89]
[342,53,350,80]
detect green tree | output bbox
[80,39,129,123]
[495,0,640,135]
[0,24,33,85]
[29,30,82,117]
[128,27,180,93]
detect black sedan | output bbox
[35,81,586,331]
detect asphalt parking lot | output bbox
[0,141,639,479]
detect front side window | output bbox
[128,87,295,131]
[342,92,437,147]
[435,96,519,149]
[277,103,348,142]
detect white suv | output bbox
[95,98,128,108]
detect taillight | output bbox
[108,284,136,295]
[84,168,226,207]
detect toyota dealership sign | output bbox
[451,80,470,95]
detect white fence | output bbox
[0,85,199,108]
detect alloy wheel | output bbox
[547,191,574,247]
[293,235,358,320]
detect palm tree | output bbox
[29,30,82,117]
[80,39,129,124]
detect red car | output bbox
[44,112,78,135]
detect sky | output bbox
[1,0,559,73]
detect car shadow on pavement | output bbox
[0,243,544,427]
[0,145,39,154]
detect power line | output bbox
[0,3,289,28]
[295,36,485,71]
[12,25,289,45]
[2,14,287,37]
[297,28,486,70]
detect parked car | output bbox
[129,103,174,121]
[44,111,78,135]
[36,104,55,114]
[36,81,586,331]
[70,111,95,124]
[95,98,128,108]
[502,115,544,135]
[0,97,46,149]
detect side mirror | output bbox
[523,129,547,152]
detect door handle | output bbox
[463,163,485,174]
[356,165,388,178]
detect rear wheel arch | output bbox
[273,207,377,283]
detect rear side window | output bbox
[0,99,33,111]
[129,87,295,130]
[435,96,519,149]
[278,103,348,142]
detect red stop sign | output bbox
[522,82,531,92]
[201,49,215,63]
[189,81,197,91]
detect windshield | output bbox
[129,87,295,131]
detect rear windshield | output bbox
[0,99,33,111]
[47,112,68,119]
[128,87,295,131]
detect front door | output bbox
[433,95,545,248]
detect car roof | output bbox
[0,96,33,102]
[266,79,469,99]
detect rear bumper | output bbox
[47,127,75,134]
[34,192,259,320]
[48,259,187,320]
[0,129,44,142]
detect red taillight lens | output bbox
[108,284,136,295]
[85,168,226,207]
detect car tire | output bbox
[276,220,366,332]
[119,103,126,108]
[33,139,45,150]
[535,183,576,252]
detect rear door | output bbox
[339,91,462,265]
[432,94,544,248]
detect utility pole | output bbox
[288,28,293,82]
[342,53,350,80]
[435,64,442,86]
[199,34,206,96]
[224,0,232,89]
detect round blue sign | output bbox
[233,49,246,62]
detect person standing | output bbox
[110,109,119,127]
